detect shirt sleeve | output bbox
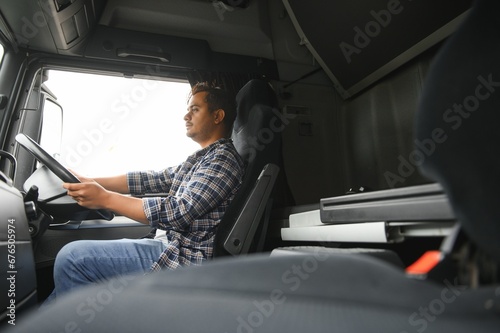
[126,166,178,195]
[142,148,243,231]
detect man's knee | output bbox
[54,240,91,272]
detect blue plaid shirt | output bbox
[127,138,244,271]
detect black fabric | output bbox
[10,254,500,332]
[213,79,283,256]
[231,79,281,166]
[232,79,280,136]
[416,0,500,262]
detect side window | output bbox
[40,96,63,160]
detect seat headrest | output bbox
[416,0,500,262]
[233,79,279,133]
[231,79,280,166]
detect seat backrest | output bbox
[416,0,500,263]
[213,79,282,256]
[221,163,279,255]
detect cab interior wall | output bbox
[275,48,436,206]
[270,0,438,205]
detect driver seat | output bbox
[213,79,283,256]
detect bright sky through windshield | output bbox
[45,70,198,177]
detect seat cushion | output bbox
[14,254,500,332]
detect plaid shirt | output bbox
[127,138,244,271]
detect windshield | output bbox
[43,70,198,176]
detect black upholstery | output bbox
[220,163,279,255]
[13,253,500,332]
[213,79,283,256]
[416,0,500,263]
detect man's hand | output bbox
[63,181,111,210]
[63,180,149,224]
[68,169,93,183]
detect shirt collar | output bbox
[192,138,232,158]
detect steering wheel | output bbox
[16,133,114,221]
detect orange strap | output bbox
[406,250,443,275]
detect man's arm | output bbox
[63,181,149,224]
[72,171,130,194]
[93,175,130,194]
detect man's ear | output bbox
[214,109,226,124]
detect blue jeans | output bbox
[43,238,167,306]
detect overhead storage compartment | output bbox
[0,0,105,55]
[282,0,472,99]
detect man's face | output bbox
[184,91,219,147]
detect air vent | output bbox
[283,105,310,116]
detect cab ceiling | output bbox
[0,0,274,59]
[99,0,274,59]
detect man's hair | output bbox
[188,82,237,137]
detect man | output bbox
[46,82,245,303]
